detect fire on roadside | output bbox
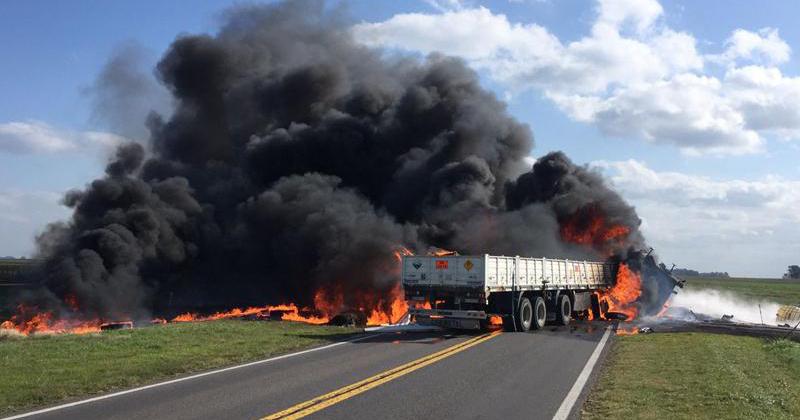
[1,246,422,336]
[0,307,102,336]
[615,326,639,336]
[1,289,411,336]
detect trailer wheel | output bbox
[515,297,534,332]
[531,296,546,330]
[556,294,571,326]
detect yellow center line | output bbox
[260,330,502,420]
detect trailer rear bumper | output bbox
[409,308,486,330]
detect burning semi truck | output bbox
[401,251,684,331]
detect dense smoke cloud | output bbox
[18,0,645,320]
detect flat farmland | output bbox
[683,276,800,305]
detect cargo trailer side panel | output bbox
[403,255,614,291]
[402,255,485,288]
[484,256,613,290]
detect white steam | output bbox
[671,288,781,325]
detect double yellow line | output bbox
[261,330,501,419]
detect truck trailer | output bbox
[401,254,616,331]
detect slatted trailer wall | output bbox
[484,255,615,291]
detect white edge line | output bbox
[1,332,382,420]
[552,326,612,420]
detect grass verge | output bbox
[684,277,800,306]
[0,320,359,415]
[583,332,800,419]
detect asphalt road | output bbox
[10,321,611,420]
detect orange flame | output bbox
[0,306,103,336]
[429,248,458,257]
[168,283,411,327]
[559,206,630,256]
[170,304,329,325]
[394,246,414,262]
[600,263,641,321]
[587,298,598,321]
[615,327,639,336]
[2,244,421,335]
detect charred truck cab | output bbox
[401,254,617,331]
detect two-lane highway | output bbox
[5,322,612,420]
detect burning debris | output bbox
[2,0,678,335]
[777,305,800,324]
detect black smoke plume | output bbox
[15,0,650,321]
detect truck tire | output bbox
[556,294,571,326]
[515,297,534,332]
[532,296,546,330]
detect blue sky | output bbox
[1,0,799,277]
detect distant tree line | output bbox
[672,268,730,278]
[0,258,37,283]
[785,265,800,280]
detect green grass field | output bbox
[0,320,359,416]
[683,276,800,305]
[583,333,800,419]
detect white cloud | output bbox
[0,120,126,155]
[712,28,791,67]
[564,74,765,155]
[592,160,800,276]
[594,0,663,35]
[424,0,467,12]
[0,190,71,257]
[723,66,800,137]
[0,121,76,154]
[353,0,800,156]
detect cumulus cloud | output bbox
[353,0,800,156]
[592,159,800,276]
[0,121,127,155]
[711,28,791,67]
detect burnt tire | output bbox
[532,296,547,330]
[515,297,534,332]
[556,294,572,326]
